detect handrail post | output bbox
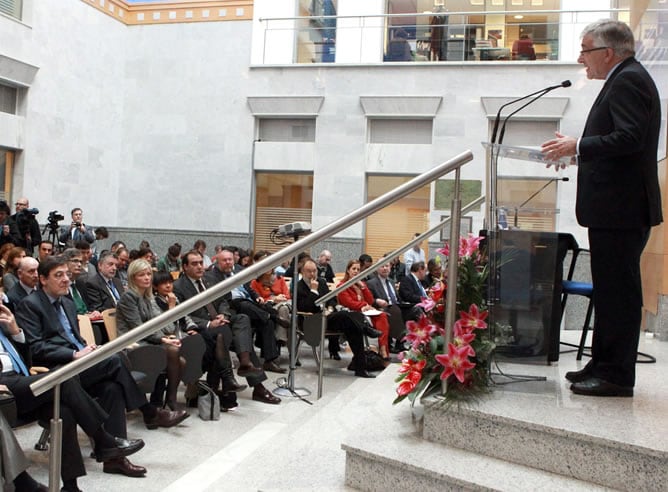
[48,383,62,492]
[442,167,462,395]
[317,313,327,399]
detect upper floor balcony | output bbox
[252,1,668,66]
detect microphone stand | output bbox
[273,232,312,401]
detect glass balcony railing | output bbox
[257,8,668,65]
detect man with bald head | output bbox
[12,197,42,254]
[317,250,335,283]
[6,256,39,310]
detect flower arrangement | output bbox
[394,234,495,405]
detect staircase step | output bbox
[343,410,606,492]
[422,362,668,491]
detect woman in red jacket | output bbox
[337,259,390,360]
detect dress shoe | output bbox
[94,437,145,462]
[262,360,287,374]
[103,456,147,477]
[565,366,593,383]
[362,325,383,338]
[144,408,190,430]
[252,387,281,404]
[329,351,341,361]
[354,370,376,378]
[222,377,248,393]
[570,377,633,397]
[237,364,263,377]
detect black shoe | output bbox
[94,437,145,463]
[570,377,633,397]
[565,365,593,383]
[216,390,239,411]
[355,370,376,378]
[329,351,341,361]
[222,377,248,393]
[362,325,383,338]
[263,360,287,374]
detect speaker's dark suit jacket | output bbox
[576,57,662,387]
[85,273,124,312]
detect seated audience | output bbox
[337,260,391,360]
[0,243,14,277]
[116,260,185,410]
[74,240,97,280]
[237,248,252,269]
[14,257,189,480]
[316,250,335,283]
[85,251,124,311]
[61,248,100,318]
[193,239,212,268]
[424,258,442,288]
[114,246,130,289]
[6,257,39,311]
[1,304,146,487]
[205,249,286,374]
[249,251,291,345]
[36,240,54,263]
[156,243,182,274]
[398,260,428,322]
[298,258,380,377]
[174,250,279,405]
[2,247,26,292]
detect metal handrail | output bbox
[317,194,485,306]
[29,149,473,398]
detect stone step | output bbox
[422,360,668,492]
[343,413,606,492]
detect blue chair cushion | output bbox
[563,280,593,297]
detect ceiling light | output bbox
[514,15,524,19]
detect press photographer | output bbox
[11,197,42,253]
[0,200,21,248]
[58,207,94,247]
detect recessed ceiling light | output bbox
[514,15,524,19]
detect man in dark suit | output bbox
[367,260,407,350]
[0,304,144,490]
[58,207,95,247]
[85,251,124,311]
[205,248,285,374]
[6,257,39,312]
[15,256,189,470]
[542,20,662,397]
[398,261,427,323]
[297,258,378,377]
[174,250,280,405]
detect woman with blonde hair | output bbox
[116,259,185,409]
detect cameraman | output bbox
[58,207,94,247]
[0,201,21,247]
[12,197,42,253]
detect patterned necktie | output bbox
[0,330,29,376]
[196,280,219,320]
[53,299,85,350]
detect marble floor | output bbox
[14,330,668,491]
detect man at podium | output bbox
[541,20,661,397]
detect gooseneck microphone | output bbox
[491,80,571,145]
[513,177,570,228]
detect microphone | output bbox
[513,177,569,228]
[490,81,571,144]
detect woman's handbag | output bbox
[196,382,220,421]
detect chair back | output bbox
[101,308,118,340]
[76,315,96,346]
[179,334,206,384]
[299,312,324,348]
[126,345,167,394]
